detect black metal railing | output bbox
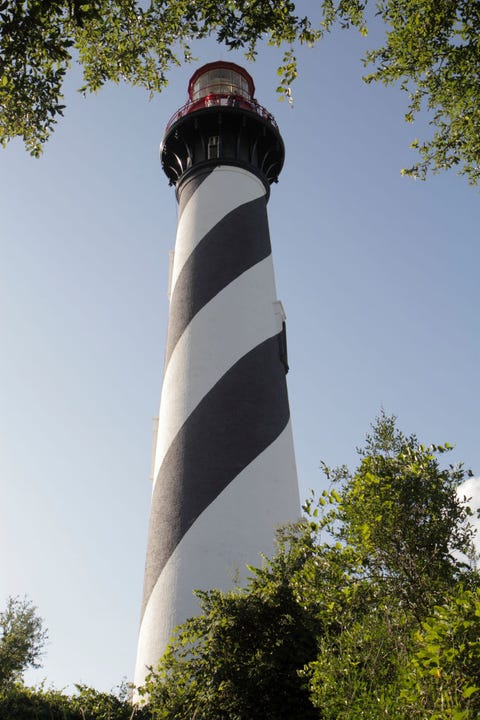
[165,94,279,133]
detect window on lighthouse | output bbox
[208,135,220,159]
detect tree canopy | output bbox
[0,682,151,720]
[140,414,479,719]
[0,597,149,719]
[0,597,47,689]
[1,1,479,183]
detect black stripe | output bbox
[177,167,215,218]
[165,196,271,366]
[141,332,290,617]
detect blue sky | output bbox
[1,16,479,693]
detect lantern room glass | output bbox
[191,68,250,101]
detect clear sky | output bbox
[1,13,479,694]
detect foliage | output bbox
[337,415,477,614]
[141,414,479,719]
[68,684,148,720]
[0,0,95,154]
[305,415,478,718]
[0,597,47,689]
[0,597,148,718]
[0,684,75,720]
[0,682,150,720]
[1,1,479,183]
[400,585,480,720]
[363,0,480,184]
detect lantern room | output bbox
[188,61,255,104]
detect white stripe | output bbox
[152,256,282,490]
[171,166,265,297]
[135,420,299,690]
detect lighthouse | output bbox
[134,61,300,688]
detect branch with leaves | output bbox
[1,1,479,183]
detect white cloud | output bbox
[458,476,480,556]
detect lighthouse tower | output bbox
[134,61,300,688]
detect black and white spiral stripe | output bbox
[134,165,299,687]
